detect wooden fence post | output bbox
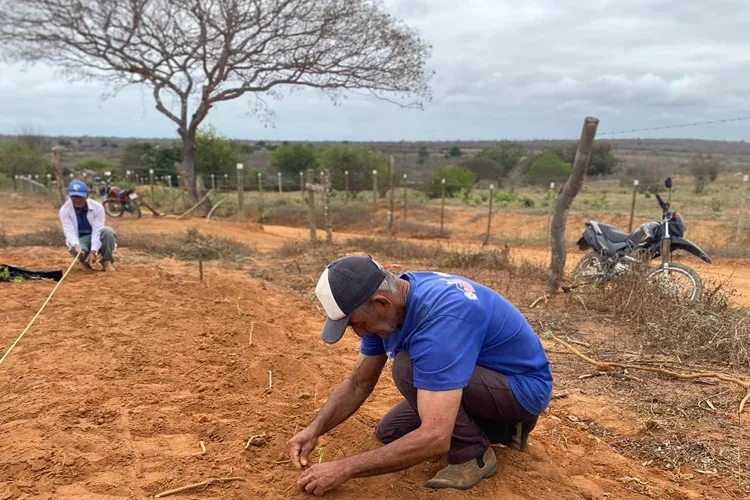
[149,168,155,203]
[258,172,263,215]
[440,178,446,236]
[278,172,283,193]
[548,116,600,293]
[628,179,639,233]
[403,173,408,223]
[484,184,494,245]
[211,174,216,191]
[300,171,305,200]
[51,146,64,205]
[736,174,749,246]
[324,169,333,244]
[344,170,349,202]
[388,157,395,241]
[236,163,244,221]
[372,169,378,212]
[307,168,318,244]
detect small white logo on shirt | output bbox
[441,278,478,301]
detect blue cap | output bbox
[68,180,88,198]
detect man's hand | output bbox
[288,427,319,469]
[73,244,83,257]
[87,251,98,266]
[297,461,350,496]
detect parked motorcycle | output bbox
[95,175,142,219]
[572,178,711,303]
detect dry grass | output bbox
[0,226,65,247]
[582,266,750,370]
[269,204,375,230]
[343,237,512,271]
[120,229,257,264]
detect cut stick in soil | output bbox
[249,321,255,346]
[153,476,245,498]
[268,370,273,392]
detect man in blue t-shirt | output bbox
[289,255,553,495]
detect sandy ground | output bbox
[2,247,746,499]
[2,199,749,499]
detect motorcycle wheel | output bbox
[104,200,124,217]
[570,252,604,286]
[129,201,142,219]
[646,263,703,304]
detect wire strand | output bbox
[0,253,81,366]
[598,116,750,137]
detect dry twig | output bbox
[154,476,245,498]
[549,333,750,422]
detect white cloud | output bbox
[1,0,750,140]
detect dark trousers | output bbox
[376,351,538,464]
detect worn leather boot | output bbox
[509,421,533,451]
[425,447,497,490]
[102,261,116,272]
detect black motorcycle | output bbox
[572,178,711,303]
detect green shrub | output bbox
[526,153,571,186]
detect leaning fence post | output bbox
[484,184,495,245]
[628,179,639,233]
[372,169,378,212]
[736,174,749,246]
[236,163,244,221]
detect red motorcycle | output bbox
[96,176,142,219]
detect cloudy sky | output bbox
[1,0,749,141]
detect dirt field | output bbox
[2,199,750,499]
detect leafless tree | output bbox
[0,0,433,203]
[15,124,45,151]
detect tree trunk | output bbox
[547,117,599,294]
[181,130,200,205]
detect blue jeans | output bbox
[68,227,117,261]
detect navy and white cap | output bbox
[315,255,387,344]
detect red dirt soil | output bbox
[0,246,742,499]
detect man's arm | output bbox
[309,353,387,436]
[89,201,105,252]
[59,203,79,249]
[297,388,462,495]
[289,353,387,468]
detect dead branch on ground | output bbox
[548,333,750,422]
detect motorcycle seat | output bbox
[597,223,630,243]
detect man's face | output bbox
[71,196,87,209]
[347,297,401,339]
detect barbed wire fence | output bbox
[3,114,750,247]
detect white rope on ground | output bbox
[0,252,81,366]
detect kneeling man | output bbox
[289,255,553,495]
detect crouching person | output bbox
[60,180,117,272]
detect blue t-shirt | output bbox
[75,206,92,236]
[360,271,553,415]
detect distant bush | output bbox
[689,154,720,194]
[526,152,571,186]
[425,166,476,198]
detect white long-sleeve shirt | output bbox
[59,198,106,252]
